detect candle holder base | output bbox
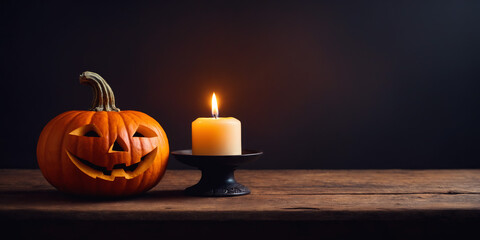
[171,149,263,197]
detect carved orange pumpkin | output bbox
[36,71,169,197]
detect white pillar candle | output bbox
[192,93,242,155]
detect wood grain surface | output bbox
[1,169,479,221]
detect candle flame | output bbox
[212,93,219,118]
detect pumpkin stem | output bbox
[79,71,120,112]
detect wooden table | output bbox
[1,169,479,239]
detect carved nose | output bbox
[110,139,127,152]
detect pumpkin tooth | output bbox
[111,169,127,178]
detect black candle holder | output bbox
[171,149,263,197]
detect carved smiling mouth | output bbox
[66,147,158,181]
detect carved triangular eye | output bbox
[133,132,145,137]
[133,125,157,138]
[84,131,100,137]
[69,124,102,137]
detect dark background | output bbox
[1,1,479,169]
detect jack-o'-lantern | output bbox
[36,71,169,197]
